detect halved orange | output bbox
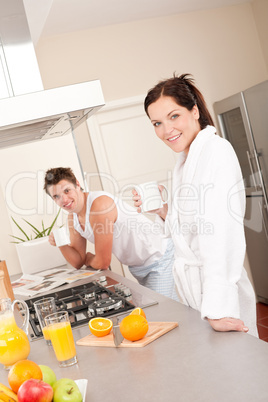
[129,307,146,319]
[89,317,113,337]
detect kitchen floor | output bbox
[257,302,268,342]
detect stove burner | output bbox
[83,292,96,300]
[88,297,123,316]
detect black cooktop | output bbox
[26,279,136,341]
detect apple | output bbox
[38,365,57,387]
[52,378,80,393]
[17,379,53,402]
[53,378,82,402]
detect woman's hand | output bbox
[132,189,142,213]
[207,317,249,333]
[48,232,56,247]
[132,187,168,220]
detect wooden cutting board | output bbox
[0,260,15,300]
[76,322,178,348]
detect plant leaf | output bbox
[11,217,30,241]
[9,234,26,243]
[10,209,62,243]
[47,209,61,235]
[23,219,43,236]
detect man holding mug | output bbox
[44,167,178,301]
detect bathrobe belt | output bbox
[172,224,203,311]
[173,257,203,310]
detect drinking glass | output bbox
[45,311,77,367]
[33,297,57,346]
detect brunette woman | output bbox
[133,74,258,336]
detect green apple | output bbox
[39,364,57,387]
[52,378,79,393]
[53,379,82,402]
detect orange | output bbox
[8,359,43,393]
[120,315,149,341]
[89,318,113,337]
[129,307,146,319]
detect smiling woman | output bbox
[148,98,200,155]
[133,73,259,336]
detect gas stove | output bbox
[25,275,158,341]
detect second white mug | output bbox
[135,181,167,213]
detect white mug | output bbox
[53,226,70,247]
[134,181,168,213]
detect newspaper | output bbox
[39,266,99,284]
[12,274,66,297]
[12,266,99,297]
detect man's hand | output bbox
[208,317,249,333]
[85,252,108,270]
[48,232,56,246]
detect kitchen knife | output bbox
[112,324,124,347]
[111,317,124,347]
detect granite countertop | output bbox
[2,271,268,401]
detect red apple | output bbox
[17,379,53,402]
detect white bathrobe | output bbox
[165,125,258,336]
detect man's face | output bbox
[48,179,81,213]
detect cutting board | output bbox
[0,260,15,300]
[76,322,178,348]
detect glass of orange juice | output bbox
[45,311,77,367]
[33,297,57,346]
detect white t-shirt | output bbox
[73,191,168,268]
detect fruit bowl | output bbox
[75,379,88,402]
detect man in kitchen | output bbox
[44,167,179,301]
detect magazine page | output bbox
[12,274,65,297]
[38,266,100,283]
[12,267,100,297]
[63,268,100,284]
[19,278,66,297]
[12,274,44,296]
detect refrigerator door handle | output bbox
[258,201,268,241]
[253,148,268,209]
[246,150,258,189]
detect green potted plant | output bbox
[11,210,66,275]
[10,209,61,243]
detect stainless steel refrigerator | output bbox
[214,80,268,304]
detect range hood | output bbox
[0,81,105,148]
[0,0,105,149]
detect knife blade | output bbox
[111,317,124,347]
[112,324,124,347]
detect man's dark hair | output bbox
[44,167,78,194]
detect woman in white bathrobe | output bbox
[134,74,258,336]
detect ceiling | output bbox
[23,0,250,45]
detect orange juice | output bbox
[48,321,76,362]
[0,312,30,367]
[42,325,50,341]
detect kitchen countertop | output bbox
[2,271,268,401]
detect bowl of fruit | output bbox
[0,359,87,402]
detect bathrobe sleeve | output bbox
[196,137,246,320]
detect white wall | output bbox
[251,0,268,72]
[36,3,267,104]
